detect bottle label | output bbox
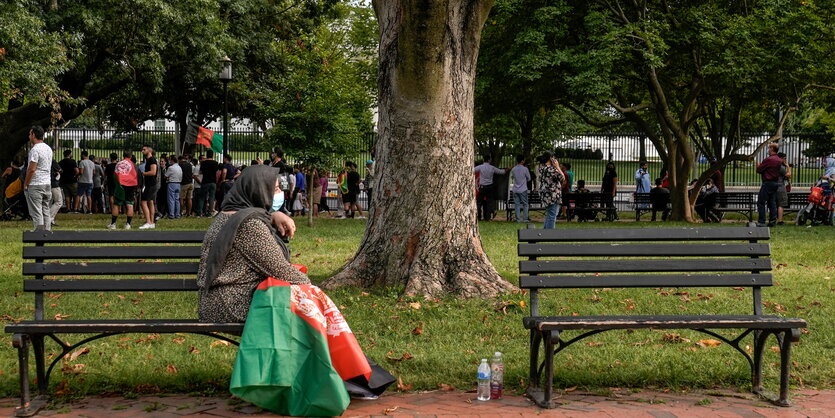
[477,372,490,379]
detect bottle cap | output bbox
[494,351,501,356]
[481,358,487,362]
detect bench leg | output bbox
[32,335,47,395]
[751,330,768,395]
[526,330,557,408]
[11,334,46,417]
[528,330,541,389]
[776,329,794,407]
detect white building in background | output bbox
[139,118,262,132]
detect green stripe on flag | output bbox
[211,133,223,154]
[230,285,349,416]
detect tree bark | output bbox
[322,0,515,298]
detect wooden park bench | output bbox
[506,190,545,221]
[564,192,617,222]
[633,192,671,221]
[517,226,806,409]
[715,192,757,221]
[5,230,241,417]
[783,192,810,216]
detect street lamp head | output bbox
[218,56,233,81]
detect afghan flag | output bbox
[196,126,224,155]
[230,278,371,416]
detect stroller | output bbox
[2,178,30,221]
[795,178,834,226]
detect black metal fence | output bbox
[52,128,376,174]
[52,128,829,188]
[497,132,831,188]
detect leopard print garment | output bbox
[197,212,310,323]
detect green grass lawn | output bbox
[0,214,833,400]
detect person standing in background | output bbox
[473,155,506,221]
[139,145,159,229]
[364,160,375,210]
[197,151,219,217]
[77,151,95,214]
[23,126,54,231]
[165,156,182,219]
[510,155,531,223]
[600,162,619,221]
[755,143,782,227]
[179,155,194,217]
[58,149,79,213]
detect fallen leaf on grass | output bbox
[66,347,89,361]
[408,302,421,310]
[210,340,231,347]
[54,379,71,396]
[396,377,412,391]
[438,383,456,391]
[411,323,424,335]
[696,339,722,348]
[386,353,413,362]
[167,364,179,374]
[662,333,690,344]
[586,342,604,347]
[770,346,781,352]
[188,346,200,354]
[564,386,578,392]
[172,337,185,344]
[54,313,70,320]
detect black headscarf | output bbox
[203,164,289,287]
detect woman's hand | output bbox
[271,211,296,239]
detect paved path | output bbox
[2,388,833,417]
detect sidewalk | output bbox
[2,388,833,417]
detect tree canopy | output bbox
[477,0,835,220]
[0,0,339,164]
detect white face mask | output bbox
[271,191,285,212]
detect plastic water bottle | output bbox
[477,358,491,401]
[490,351,504,399]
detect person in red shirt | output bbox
[755,143,783,226]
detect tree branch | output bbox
[560,102,630,128]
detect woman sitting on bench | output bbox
[197,164,391,416]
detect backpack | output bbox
[115,159,138,187]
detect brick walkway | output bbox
[2,388,833,417]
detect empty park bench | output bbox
[716,192,757,221]
[564,192,617,222]
[517,226,806,409]
[784,192,810,216]
[5,230,241,417]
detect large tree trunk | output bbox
[322,0,515,298]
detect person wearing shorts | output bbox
[108,151,137,230]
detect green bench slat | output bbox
[23,246,202,259]
[518,227,770,242]
[519,273,773,289]
[518,242,770,257]
[5,319,242,335]
[23,230,206,243]
[519,258,771,274]
[23,279,199,292]
[23,262,199,276]
[523,315,808,331]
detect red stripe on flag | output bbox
[196,127,214,148]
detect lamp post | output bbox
[218,56,233,157]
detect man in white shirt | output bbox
[77,151,96,213]
[473,155,507,221]
[510,155,531,222]
[23,126,54,231]
[164,156,183,219]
